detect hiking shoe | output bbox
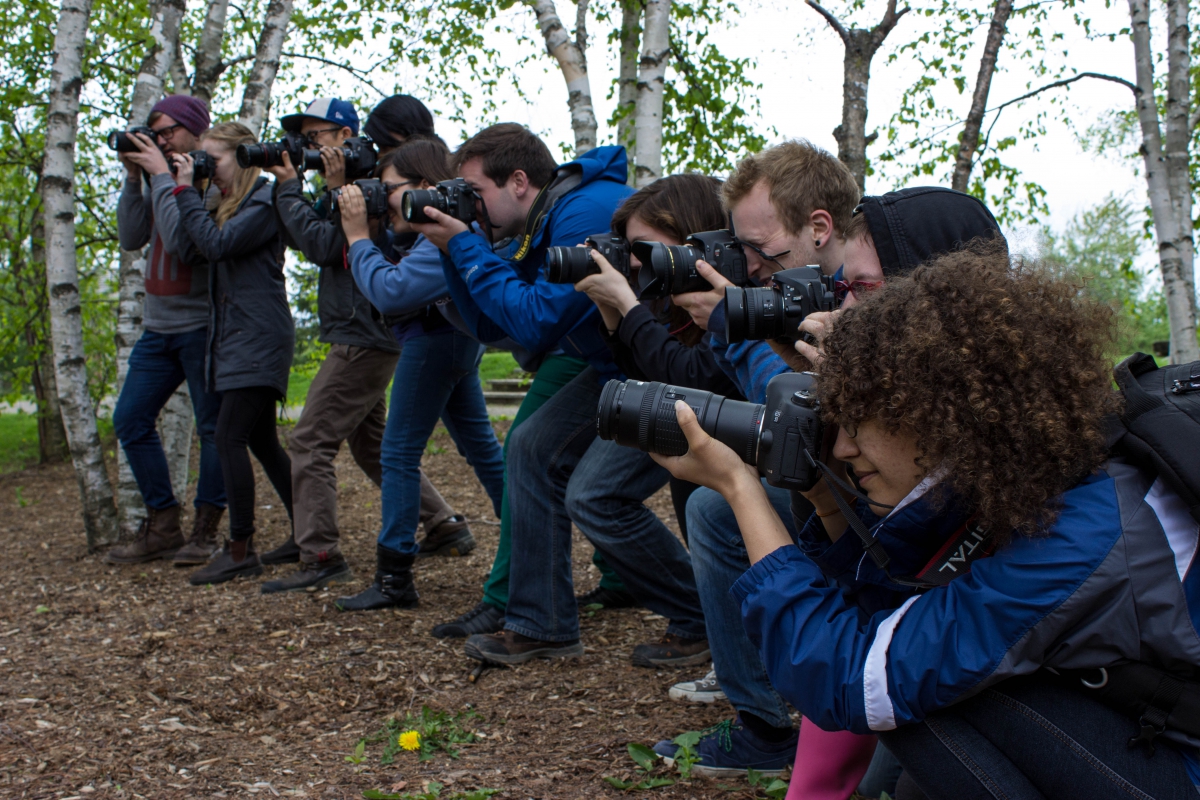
[172,503,224,566]
[335,545,418,611]
[416,515,477,558]
[431,601,505,639]
[575,585,638,610]
[260,534,300,565]
[105,505,184,564]
[632,633,711,668]
[464,630,584,665]
[669,670,727,704]
[261,554,353,594]
[652,717,797,778]
[188,540,263,586]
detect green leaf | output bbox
[627,742,659,773]
[34,605,50,614]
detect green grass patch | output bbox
[287,367,319,407]
[0,414,39,474]
[479,351,522,386]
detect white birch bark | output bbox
[633,0,669,187]
[237,0,294,138]
[191,0,231,105]
[115,0,191,539]
[42,0,120,548]
[1164,0,1196,326]
[616,0,641,169]
[527,0,598,156]
[1129,0,1199,363]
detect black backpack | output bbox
[1110,353,1200,524]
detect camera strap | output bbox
[805,453,894,572]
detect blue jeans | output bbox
[688,484,798,729]
[506,367,706,642]
[881,675,1199,800]
[377,330,505,555]
[112,329,225,510]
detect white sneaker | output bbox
[669,669,726,703]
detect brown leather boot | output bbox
[105,505,184,564]
[172,504,225,567]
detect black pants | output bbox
[215,387,293,541]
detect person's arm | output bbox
[618,307,741,395]
[174,185,278,262]
[274,178,346,267]
[709,334,793,404]
[349,235,451,317]
[117,177,152,252]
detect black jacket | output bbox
[273,178,400,354]
[175,177,295,398]
[602,303,742,397]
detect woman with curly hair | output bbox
[653,240,1200,798]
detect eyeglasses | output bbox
[734,237,791,266]
[383,180,416,196]
[834,279,885,303]
[303,127,344,145]
[151,122,186,141]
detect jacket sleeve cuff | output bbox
[708,301,728,344]
[347,237,379,266]
[172,184,195,197]
[730,544,808,606]
[445,230,488,265]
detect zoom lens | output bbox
[596,380,765,464]
[237,143,266,168]
[545,247,599,283]
[300,148,325,172]
[725,286,789,343]
[401,189,444,223]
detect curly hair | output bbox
[817,239,1120,542]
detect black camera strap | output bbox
[805,453,894,572]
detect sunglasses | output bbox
[834,279,885,303]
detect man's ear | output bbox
[810,209,834,247]
[508,169,532,199]
[339,126,354,142]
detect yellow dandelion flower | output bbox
[399,730,421,751]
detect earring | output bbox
[815,239,821,247]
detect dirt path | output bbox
[0,422,766,799]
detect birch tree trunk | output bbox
[191,0,231,104]
[951,0,1012,193]
[116,0,191,540]
[237,0,294,137]
[634,0,669,187]
[616,0,641,170]
[527,0,598,156]
[1163,0,1195,327]
[29,208,68,464]
[1129,0,1198,363]
[43,0,120,548]
[807,0,909,192]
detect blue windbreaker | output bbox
[441,146,633,377]
[732,458,1200,767]
[348,233,448,317]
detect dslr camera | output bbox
[107,126,156,153]
[724,266,836,343]
[236,132,317,170]
[330,179,389,218]
[632,230,750,299]
[169,150,216,181]
[401,178,478,225]
[545,234,631,284]
[597,371,824,491]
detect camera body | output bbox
[330,178,389,218]
[632,229,750,299]
[596,371,823,491]
[107,126,156,153]
[168,150,216,181]
[401,178,478,224]
[724,266,836,343]
[545,233,632,284]
[336,136,378,179]
[236,132,320,171]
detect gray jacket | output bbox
[273,178,399,354]
[174,177,294,397]
[117,172,214,334]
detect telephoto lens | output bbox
[545,234,631,283]
[169,150,216,181]
[236,141,281,168]
[724,266,836,343]
[106,126,156,153]
[401,178,477,224]
[633,229,749,299]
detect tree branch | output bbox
[575,0,590,56]
[876,0,909,38]
[805,0,849,44]
[989,71,1137,118]
[279,52,386,97]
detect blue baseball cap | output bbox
[281,97,360,136]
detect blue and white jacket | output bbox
[732,459,1200,764]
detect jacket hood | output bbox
[856,187,1002,277]
[562,145,629,188]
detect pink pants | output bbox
[786,717,877,800]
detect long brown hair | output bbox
[202,122,260,227]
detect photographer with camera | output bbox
[108,95,228,567]
[325,138,506,611]
[408,123,634,652]
[166,123,295,586]
[258,98,469,593]
[645,240,1200,799]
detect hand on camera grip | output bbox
[649,400,759,495]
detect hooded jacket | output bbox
[440,146,633,377]
[174,177,295,397]
[273,178,400,354]
[732,458,1200,769]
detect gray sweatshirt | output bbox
[117,172,212,334]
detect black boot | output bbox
[335,545,419,611]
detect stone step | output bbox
[488,378,531,391]
[482,391,528,403]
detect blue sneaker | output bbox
[652,717,797,778]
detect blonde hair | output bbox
[202,122,260,227]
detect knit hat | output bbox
[855,187,1003,276]
[148,95,211,136]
